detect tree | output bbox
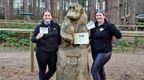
[78,0,87,10]
[99,0,103,10]
[3,0,10,20]
[0,0,4,19]
[23,0,30,20]
[9,0,14,20]
[45,0,50,10]
[71,0,77,3]
[105,0,120,25]
[88,0,96,21]
[38,0,41,19]
[58,0,64,24]
[50,0,57,22]
[118,0,137,25]
[129,0,137,24]
[32,0,39,20]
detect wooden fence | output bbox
[0,28,34,72]
[118,25,144,31]
[0,25,144,72]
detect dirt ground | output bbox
[0,49,144,80]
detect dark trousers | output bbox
[91,52,111,80]
[36,50,57,80]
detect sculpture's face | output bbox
[43,11,52,22]
[66,3,83,20]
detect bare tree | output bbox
[9,0,14,20]
[58,0,64,24]
[32,0,39,20]
[23,0,30,20]
[50,0,57,22]
[0,0,3,18]
[99,0,103,10]
[3,0,10,20]
[38,0,41,19]
[88,0,96,21]
[71,0,77,3]
[129,0,137,24]
[105,0,120,25]
[45,0,50,11]
[137,0,144,14]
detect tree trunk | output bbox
[50,0,57,22]
[33,0,39,20]
[78,0,86,7]
[71,0,77,3]
[3,0,9,20]
[45,0,50,11]
[88,0,96,21]
[105,0,120,25]
[9,0,13,20]
[23,0,30,20]
[63,0,67,16]
[58,0,64,24]
[38,0,41,19]
[99,0,103,10]
[129,0,137,24]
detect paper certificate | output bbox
[74,33,89,44]
[40,27,48,34]
[87,21,95,30]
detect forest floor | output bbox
[0,49,144,80]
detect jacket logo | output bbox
[53,28,56,30]
[99,28,104,31]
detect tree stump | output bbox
[56,47,90,80]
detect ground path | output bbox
[0,50,144,80]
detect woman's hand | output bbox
[112,36,116,40]
[36,33,44,39]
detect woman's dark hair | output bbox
[95,10,108,21]
[95,10,107,16]
[42,10,51,16]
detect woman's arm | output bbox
[31,26,40,43]
[110,24,122,39]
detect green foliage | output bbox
[0,30,30,47]
[113,38,144,51]
[0,22,36,29]
[113,39,130,50]
[0,22,36,48]
[18,39,29,46]
[133,37,144,47]
[0,31,17,41]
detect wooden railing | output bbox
[121,31,144,37]
[0,28,34,72]
[117,25,144,31]
[0,25,144,72]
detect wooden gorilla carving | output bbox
[60,3,88,48]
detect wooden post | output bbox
[57,47,90,80]
[0,28,35,72]
[30,32,34,72]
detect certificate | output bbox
[74,33,89,44]
[40,27,48,34]
[87,21,95,30]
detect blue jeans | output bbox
[91,52,111,80]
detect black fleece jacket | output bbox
[90,21,122,53]
[31,20,61,52]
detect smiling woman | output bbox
[89,10,122,80]
[31,10,61,80]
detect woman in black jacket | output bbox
[90,11,122,80]
[31,11,61,80]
